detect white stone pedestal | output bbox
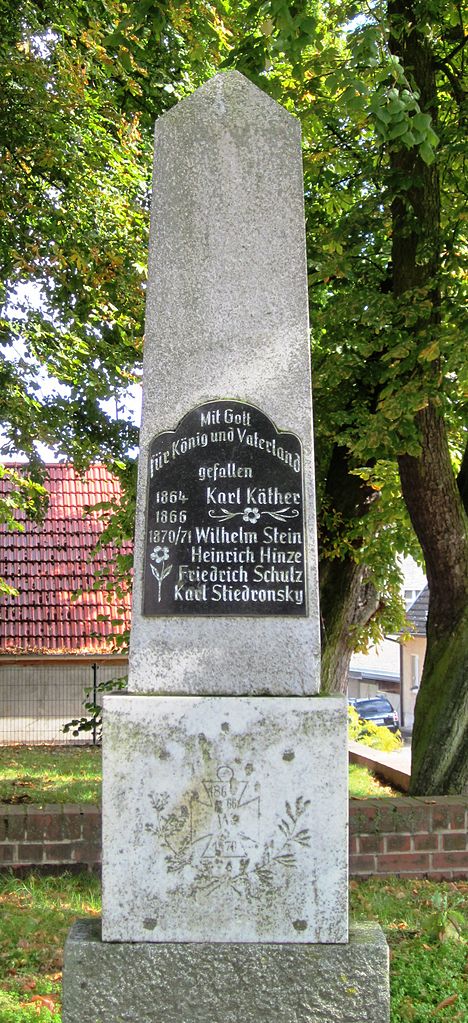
[102,695,348,943]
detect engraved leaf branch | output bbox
[146,792,193,871]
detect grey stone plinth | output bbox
[62,919,390,1023]
[102,694,348,944]
[129,70,320,696]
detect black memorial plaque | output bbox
[143,401,307,616]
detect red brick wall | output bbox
[1,798,467,878]
[349,797,468,879]
[0,805,101,873]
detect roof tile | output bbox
[0,464,132,655]
[403,586,429,637]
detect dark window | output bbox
[355,699,393,714]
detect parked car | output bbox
[349,696,400,733]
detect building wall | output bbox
[401,636,426,728]
[348,680,401,720]
[400,555,427,606]
[348,557,427,725]
[349,637,401,717]
[0,659,128,743]
[348,678,378,701]
[351,637,400,678]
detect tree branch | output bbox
[435,61,467,107]
[441,34,468,66]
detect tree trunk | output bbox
[399,412,468,794]
[319,444,380,693]
[320,557,380,694]
[389,0,468,793]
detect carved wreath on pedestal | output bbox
[145,765,311,899]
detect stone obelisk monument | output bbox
[63,72,390,1022]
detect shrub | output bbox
[63,676,127,742]
[348,705,402,752]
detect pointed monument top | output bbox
[159,69,299,134]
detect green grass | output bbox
[0,872,100,1022]
[0,874,466,1022]
[349,762,400,797]
[0,747,397,805]
[0,747,101,805]
[351,878,468,1022]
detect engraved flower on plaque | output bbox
[149,545,173,602]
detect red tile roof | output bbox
[0,464,132,655]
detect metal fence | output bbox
[0,661,127,745]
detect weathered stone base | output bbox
[62,919,390,1023]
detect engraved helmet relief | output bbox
[145,757,311,900]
